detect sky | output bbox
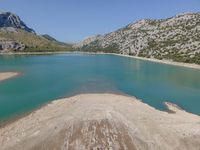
[0,0,200,42]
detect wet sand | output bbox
[0,93,200,150]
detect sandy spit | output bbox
[0,93,200,150]
[0,72,20,81]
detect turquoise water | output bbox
[0,53,200,121]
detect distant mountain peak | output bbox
[0,12,35,33]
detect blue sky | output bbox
[1,0,200,42]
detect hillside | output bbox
[0,12,71,52]
[41,34,71,47]
[75,12,200,64]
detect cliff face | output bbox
[75,12,200,64]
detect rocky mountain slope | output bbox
[75,12,200,64]
[0,12,71,52]
[0,12,35,33]
[41,34,70,46]
[41,34,59,42]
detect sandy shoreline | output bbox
[0,72,20,81]
[109,53,200,70]
[0,93,200,150]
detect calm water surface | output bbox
[0,53,200,121]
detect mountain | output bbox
[41,34,71,46]
[75,12,200,64]
[0,12,35,33]
[0,12,71,52]
[41,34,59,42]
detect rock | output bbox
[0,12,35,33]
[0,40,25,52]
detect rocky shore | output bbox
[0,94,200,150]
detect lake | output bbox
[0,53,200,121]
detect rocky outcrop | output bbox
[0,40,26,52]
[0,40,25,51]
[75,12,200,64]
[0,12,35,33]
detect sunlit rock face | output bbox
[76,12,200,63]
[0,12,35,33]
[0,41,25,51]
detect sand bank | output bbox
[0,72,19,81]
[0,93,200,150]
